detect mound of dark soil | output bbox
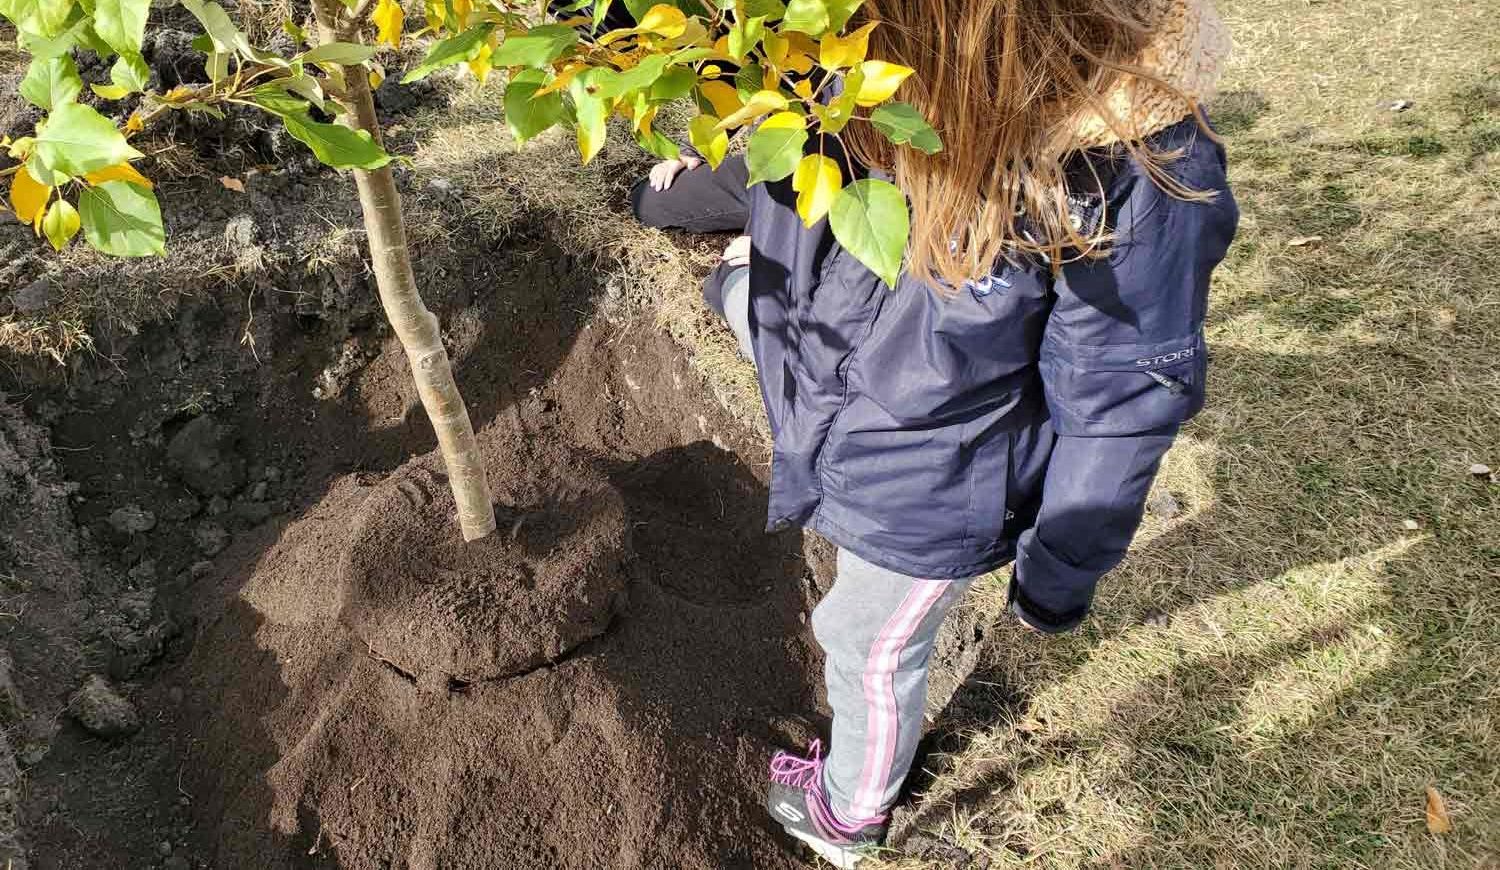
[340,457,628,686]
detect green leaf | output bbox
[42,198,80,251]
[781,0,828,35]
[744,111,807,186]
[283,18,308,45]
[727,14,765,62]
[648,66,696,102]
[179,0,242,52]
[734,62,764,102]
[745,0,786,22]
[825,0,861,30]
[33,101,143,177]
[272,74,327,112]
[0,0,77,39]
[19,54,82,110]
[568,69,609,164]
[591,53,670,99]
[299,41,377,65]
[281,115,390,169]
[19,10,89,61]
[869,101,942,154]
[633,124,680,160]
[79,180,165,257]
[251,85,389,170]
[829,178,907,288]
[490,24,578,70]
[93,0,149,54]
[108,50,150,95]
[401,24,494,83]
[504,68,565,144]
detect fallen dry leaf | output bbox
[219,176,246,193]
[1426,785,1454,834]
[1287,235,1323,248]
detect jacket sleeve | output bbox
[1010,130,1239,632]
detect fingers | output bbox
[648,159,678,192]
[682,155,703,171]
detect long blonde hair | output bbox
[842,0,1214,288]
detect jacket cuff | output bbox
[1009,529,1098,633]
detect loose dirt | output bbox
[5,200,849,867]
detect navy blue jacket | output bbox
[633,117,1238,632]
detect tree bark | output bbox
[312,0,497,541]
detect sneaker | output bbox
[767,740,888,869]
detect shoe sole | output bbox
[786,826,866,869]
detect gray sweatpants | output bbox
[813,550,975,822]
[719,259,975,821]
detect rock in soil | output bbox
[1146,488,1181,519]
[193,522,229,556]
[165,416,246,496]
[67,676,140,738]
[108,504,157,534]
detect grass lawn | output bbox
[872,1,1500,867]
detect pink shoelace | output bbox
[769,739,827,790]
[769,740,888,838]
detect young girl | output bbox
[634,0,1237,865]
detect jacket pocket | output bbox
[1040,330,1208,436]
[963,424,1012,548]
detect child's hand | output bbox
[722,235,751,267]
[648,155,704,191]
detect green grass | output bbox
[871,1,1500,867]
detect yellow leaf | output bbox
[818,21,878,70]
[467,41,493,83]
[854,60,912,106]
[451,0,472,27]
[764,30,789,67]
[793,78,814,99]
[792,153,841,227]
[84,163,154,190]
[91,84,131,100]
[700,80,743,119]
[688,114,729,169]
[41,199,80,251]
[9,167,50,230]
[637,4,688,38]
[763,66,779,90]
[536,64,585,96]
[716,89,788,130]
[368,66,385,89]
[1426,786,1454,835]
[701,64,722,79]
[373,0,404,49]
[125,113,145,134]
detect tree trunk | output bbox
[312,0,496,541]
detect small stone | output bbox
[166,416,246,497]
[1402,518,1421,531]
[904,833,940,858]
[158,841,173,857]
[194,523,229,556]
[1142,609,1171,629]
[224,213,256,247]
[68,675,140,738]
[249,481,268,501]
[1470,463,1493,480]
[428,177,455,196]
[1146,489,1181,520]
[108,504,157,534]
[8,278,51,314]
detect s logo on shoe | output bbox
[775,801,806,824]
